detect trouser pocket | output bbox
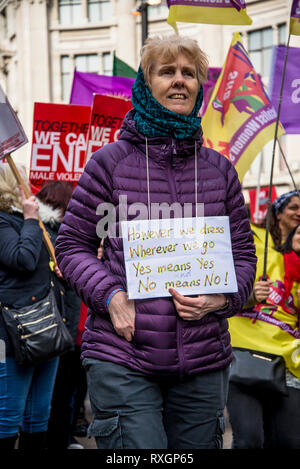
[215,412,226,449]
[87,414,123,449]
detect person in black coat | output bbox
[34,181,84,450]
[0,164,63,450]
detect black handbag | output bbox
[1,279,73,367]
[229,348,288,396]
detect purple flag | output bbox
[201,67,221,116]
[69,70,134,106]
[269,45,300,134]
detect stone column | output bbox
[14,0,51,166]
[115,0,137,70]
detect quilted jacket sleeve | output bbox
[55,148,125,315]
[0,216,43,272]
[216,161,257,318]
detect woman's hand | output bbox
[19,186,39,220]
[108,291,136,342]
[253,279,272,303]
[54,262,64,279]
[169,288,227,321]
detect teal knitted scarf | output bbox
[131,66,203,140]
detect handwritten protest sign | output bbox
[122,216,238,300]
[29,102,91,192]
[85,94,132,162]
[0,82,27,160]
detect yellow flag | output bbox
[229,225,300,380]
[290,0,300,36]
[202,33,285,181]
[167,0,252,32]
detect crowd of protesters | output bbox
[227,190,300,449]
[0,170,89,450]
[0,33,299,450]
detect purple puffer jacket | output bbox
[55,109,256,377]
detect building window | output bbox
[61,54,99,101]
[278,23,287,45]
[58,0,82,25]
[248,27,273,78]
[61,55,72,101]
[75,53,99,73]
[102,52,112,75]
[148,0,169,19]
[88,0,112,22]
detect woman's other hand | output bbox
[169,288,227,320]
[54,262,64,279]
[19,186,39,220]
[108,291,136,342]
[253,279,272,302]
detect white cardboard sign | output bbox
[0,83,28,160]
[121,216,238,300]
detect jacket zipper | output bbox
[171,140,177,168]
[168,139,185,377]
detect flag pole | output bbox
[262,33,291,279]
[5,153,56,263]
[254,153,263,224]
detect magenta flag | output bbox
[70,67,221,114]
[268,45,300,134]
[69,70,134,106]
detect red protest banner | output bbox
[249,186,278,224]
[85,94,132,163]
[29,102,91,192]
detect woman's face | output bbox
[149,53,199,116]
[277,196,300,232]
[292,226,300,254]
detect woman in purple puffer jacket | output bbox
[55,35,256,449]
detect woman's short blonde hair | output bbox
[140,34,208,89]
[0,163,30,211]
